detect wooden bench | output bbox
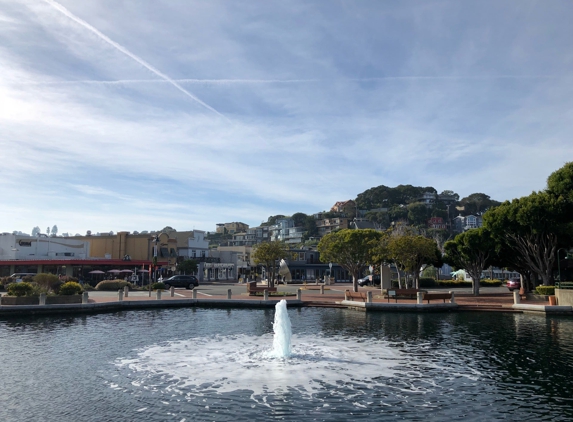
[246,281,277,296]
[385,289,423,302]
[422,292,452,303]
[345,290,369,302]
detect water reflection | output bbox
[0,308,572,421]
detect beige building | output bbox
[216,222,249,234]
[316,217,351,237]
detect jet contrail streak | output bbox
[42,0,224,117]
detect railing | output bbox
[555,282,573,289]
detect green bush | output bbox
[535,286,555,296]
[151,282,166,290]
[7,282,34,297]
[436,279,473,288]
[33,273,60,292]
[419,278,437,288]
[95,279,131,291]
[59,281,83,295]
[481,279,503,287]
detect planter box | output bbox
[46,295,82,305]
[1,296,40,306]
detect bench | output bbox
[246,281,277,296]
[385,289,423,302]
[345,290,370,302]
[422,292,453,303]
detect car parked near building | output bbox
[506,278,521,291]
[163,275,199,289]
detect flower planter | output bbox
[1,296,40,306]
[46,295,82,305]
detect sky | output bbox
[1,0,572,236]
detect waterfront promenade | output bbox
[0,280,564,316]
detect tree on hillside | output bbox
[407,202,430,227]
[252,241,292,288]
[386,235,442,289]
[51,225,58,237]
[443,228,496,296]
[459,193,500,215]
[260,215,286,227]
[31,226,41,237]
[440,190,460,201]
[318,229,383,292]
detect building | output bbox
[330,200,356,216]
[316,217,351,237]
[427,217,446,230]
[452,215,483,232]
[216,222,249,234]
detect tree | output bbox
[483,192,569,285]
[178,259,198,274]
[459,193,500,215]
[443,228,496,295]
[252,241,291,288]
[317,229,383,292]
[407,202,430,227]
[46,227,50,236]
[51,225,58,237]
[386,235,442,289]
[547,161,573,202]
[440,190,460,201]
[31,226,41,237]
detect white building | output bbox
[0,233,90,261]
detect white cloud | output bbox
[1,0,572,234]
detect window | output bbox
[299,252,305,261]
[160,247,169,257]
[192,250,196,258]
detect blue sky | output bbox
[1,0,572,236]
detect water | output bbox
[271,299,292,358]
[1,308,573,421]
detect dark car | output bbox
[358,275,381,287]
[164,275,199,289]
[506,278,521,291]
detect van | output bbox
[10,273,36,283]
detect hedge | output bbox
[95,280,131,291]
[59,281,83,295]
[7,282,34,297]
[535,286,555,296]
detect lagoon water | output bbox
[1,308,573,421]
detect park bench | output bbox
[345,290,369,302]
[385,289,424,302]
[422,292,453,303]
[246,281,277,296]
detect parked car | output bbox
[506,278,521,291]
[358,275,381,287]
[163,275,199,289]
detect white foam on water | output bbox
[115,332,403,396]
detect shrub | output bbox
[152,282,166,290]
[33,273,60,292]
[535,286,555,296]
[59,281,83,295]
[436,279,473,288]
[95,279,131,291]
[481,279,503,287]
[7,282,34,297]
[419,278,436,288]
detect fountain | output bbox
[271,300,292,358]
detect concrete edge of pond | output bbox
[512,304,573,314]
[341,300,458,312]
[0,299,305,317]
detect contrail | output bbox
[42,0,224,117]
